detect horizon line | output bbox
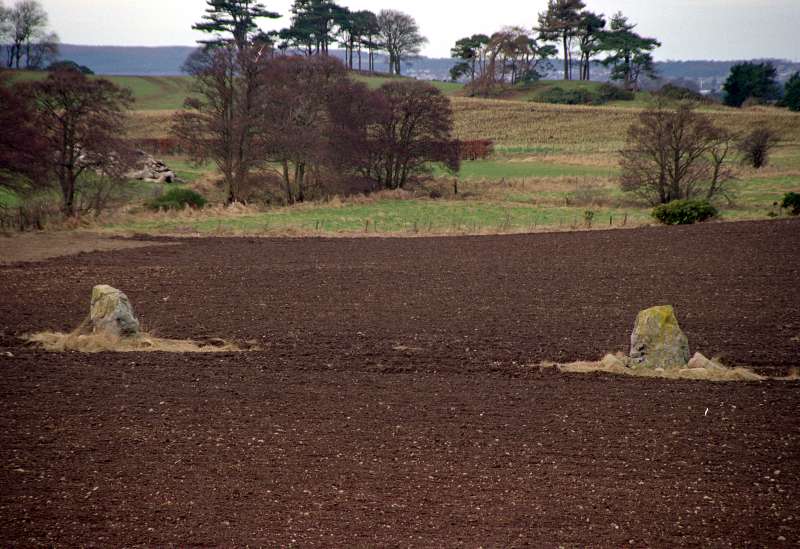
[56,44,800,64]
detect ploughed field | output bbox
[1,219,799,546]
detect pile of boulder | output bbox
[126,150,176,184]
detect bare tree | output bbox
[0,71,48,194]
[738,128,780,169]
[376,9,426,76]
[173,44,273,204]
[26,30,58,68]
[0,2,12,65]
[17,70,133,216]
[367,81,458,189]
[262,55,349,203]
[7,0,48,68]
[620,103,737,205]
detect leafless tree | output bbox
[620,103,737,205]
[26,30,58,68]
[16,70,133,216]
[6,0,48,68]
[738,128,780,169]
[366,81,458,189]
[262,55,349,203]
[478,27,555,93]
[376,9,426,76]
[0,71,47,193]
[173,44,273,204]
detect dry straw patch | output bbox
[543,353,779,382]
[26,331,247,354]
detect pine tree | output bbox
[599,12,660,91]
[193,0,280,50]
[783,72,800,112]
[536,0,586,81]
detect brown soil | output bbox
[1,219,799,546]
[0,232,175,265]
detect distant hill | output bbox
[56,44,450,79]
[58,45,197,76]
[56,45,800,92]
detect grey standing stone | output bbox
[90,285,140,337]
[630,305,690,368]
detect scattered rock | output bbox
[601,353,629,370]
[90,285,140,338]
[630,305,690,369]
[687,352,726,371]
[127,150,176,183]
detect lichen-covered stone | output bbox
[630,305,690,368]
[90,285,140,337]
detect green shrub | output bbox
[536,87,597,105]
[781,192,800,215]
[147,187,207,211]
[597,83,635,102]
[652,199,718,225]
[535,84,634,106]
[654,83,711,104]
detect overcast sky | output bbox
[33,0,800,61]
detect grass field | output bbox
[6,71,195,110]
[110,197,653,235]
[3,71,799,235]
[7,70,463,109]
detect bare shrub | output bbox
[738,128,780,169]
[620,102,737,205]
[460,140,495,161]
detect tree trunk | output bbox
[60,170,76,217]
[295,163,306,203]
[282,160,294,205]
[563,34,569,80]
[349,40,354,69]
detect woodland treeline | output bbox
[450,0,660,94]
[195,0,427,77]
[0,0,461,216]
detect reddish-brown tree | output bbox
[16,70,132,216]
[0,72,48,191]
[324,77,387,193]
[173,43,273,205]
[262,55,350,203]
[369,81,459,189]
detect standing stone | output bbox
[630,305,690,368]
[90,285,140,337]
